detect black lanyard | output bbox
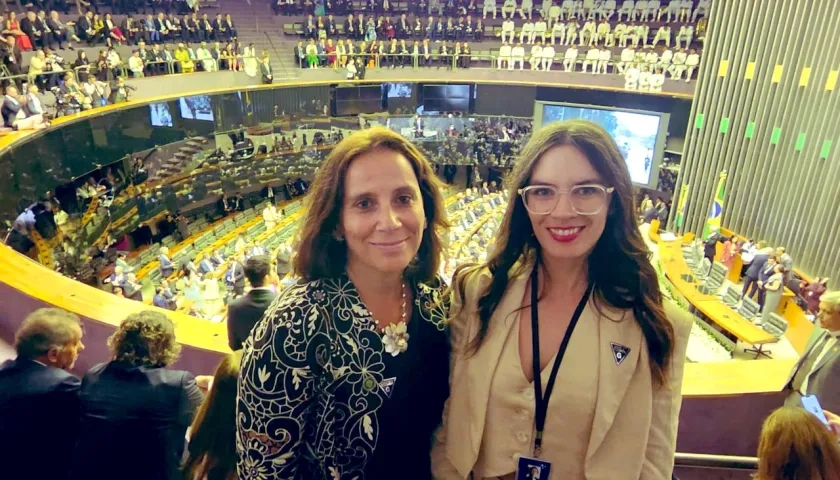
[530,266,594,458]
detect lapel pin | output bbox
[610,342,631,366]
[379,377,396,398]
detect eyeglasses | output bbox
[518,184,614,216]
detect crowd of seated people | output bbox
[286,1,705,81]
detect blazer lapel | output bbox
[586,305,642,461]
[447,272,527,477]
[811,335,840,377]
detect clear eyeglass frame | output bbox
[517,183,615,216]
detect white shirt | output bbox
[645,52,658,64]
[639,70,651,87]
[585,48,600,60]
[530,45,542,58]
[128,55,144,73]
[598,49,611,61]
[542,46,555,58]
[686,53,700,66]
[672,52,687,65]
[502,20,515,31]
[499,45,512,57]
[625,67,640,82]
[534,20,547,32]
[650,73,665,88]
[564,48,578,59]
[659,49,673,63]
[511,46,525,58]
[522,21,534,32]
[596,22,610,35]
[620,48,635,61]
[802,331,840,394]
[553,22,566,33]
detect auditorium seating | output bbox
[745,313,789,359]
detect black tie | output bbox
[791,333,832,394]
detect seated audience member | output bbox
[2,85,49,130]
[754,406,840,480]
[0,309,85,480]
[210,248,225,267]
[71,311,207,480]
[198,254,215,275]
[182,351,243,480]
[226,255,276,350]
[153,285,178,310]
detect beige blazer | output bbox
[432,265,693,480]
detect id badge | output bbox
[515,456,552,480]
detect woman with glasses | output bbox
[432,120,692,479]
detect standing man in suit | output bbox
[0,308,85,480]
[777,246,794,283]
[227,253,247,297]
[227,255,276,350]
[260,52,273,84]
[742,251,770,300]
[786,291,840,414]
[756,255,779,309]
[115,251,134,273]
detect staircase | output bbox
[150,136,212,182]
[215,0,298,78]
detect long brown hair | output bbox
[293,126,449,283]
[452,120,675,387]
[182,351,243,480]
[756,406,840,480]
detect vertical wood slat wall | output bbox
[672,0,840,279]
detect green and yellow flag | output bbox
[702,171,727,238]
[674,184,689,230]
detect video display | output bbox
[383,82,413,98]
[541,104,663,185]
[150,102,173,127]
[179,95,214,121]
[422,84,471,113]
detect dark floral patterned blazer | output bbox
[236,274,448,479]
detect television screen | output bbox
[179,95,214,121]
[150,102,173,127]
[540,104,664,185]
[422,84,470,113]
[383,82,412,98]
[335,85,382,115]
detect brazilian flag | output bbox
[702,171,727,239]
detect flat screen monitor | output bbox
[335,85,382,115]
[422,84,470,113]
[150,102,173,127]
[383,82,413,98]
[179,95,214,121]
[535,102,669,187]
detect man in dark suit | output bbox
[0,308,85,480]
[742,251,770,299]
[76,11,95,44]
[756,255,779,308]
[260,53,273,84]
[226,253,247,297]
[785,291,840,414]
[227,255,276,350]
[153,285,177,310]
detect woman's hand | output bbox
[195,374,214,392]
[824,410,840,439]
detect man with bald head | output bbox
[0,308,85,480]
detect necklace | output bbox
[376,282,410,357]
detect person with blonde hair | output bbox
[182,351,243,480]
[237,126,450,478]
[755,406,840,480]
[71,311,206,480]
[432,120,692,479]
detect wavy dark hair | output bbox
[293,126,449,283]
[107,310,181,368]
[452,120,675,387]
[182,351,242,480]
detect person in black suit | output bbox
[226,253,247,297]
[0,309,85,480]
[226,255,276,350]
[742,251,771,300]
[259,52,273,84]
[71,311,206,480]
